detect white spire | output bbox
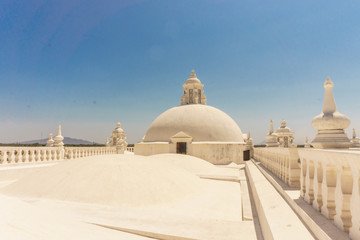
[353,128,357,139]
[189,69,197,78]
[311,77,351,148]
[269,120,274,134]
[57,125,62,136]
[322,77,337,115]
[53,125,64,147]
[266,120,279,147]
[351,128,360,148]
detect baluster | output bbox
[7,150,12,164]
[322,164,337,220]
[34,150,39,162]
[277,153,280,176]
[46,150,50,161]
[28,150,33,162]
[313,161,323,211]
[51,150,55,160]
[286,155,290,185]
[14,149,20,163]
[0,150,7,165]
[280,154,283,179]
[301,158,307,197]
[335,166,353,232]
[0,150,3,164]
[66,149,71,159]
[39,150,45,162]
[349,171,360,239]
[280,154,283,181]
[20,150,25,163]
[55,149,59,160]
[282,155,285,181]
[306,160,315,204]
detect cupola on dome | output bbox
[135,70,248,165]
[185,70,201,84]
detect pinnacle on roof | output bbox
[189,69,197,78]
[311,77,351,148]
[269,120,274,134]
[353,128,357,139]
[324,76,334,88]
[322,77,337,115]
[185,69,201,84]
[57,125,62,136]
[281,120,286,128]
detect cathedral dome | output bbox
[143,104,245,143]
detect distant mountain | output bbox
[19,137,101,145]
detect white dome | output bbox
[143,104,244,142]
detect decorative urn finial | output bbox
[266,120,279,147]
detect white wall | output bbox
[135,142,247,164]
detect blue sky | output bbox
[1,0,360,144]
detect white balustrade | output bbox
[64,147,116,160]
[0,146,117,166]
[253,147,301,187]
[0,147,64,165]
[299,149,360,238]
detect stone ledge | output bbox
[251,159,350,240]
[245,160,315,240]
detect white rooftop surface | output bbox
[0,154,256,240]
